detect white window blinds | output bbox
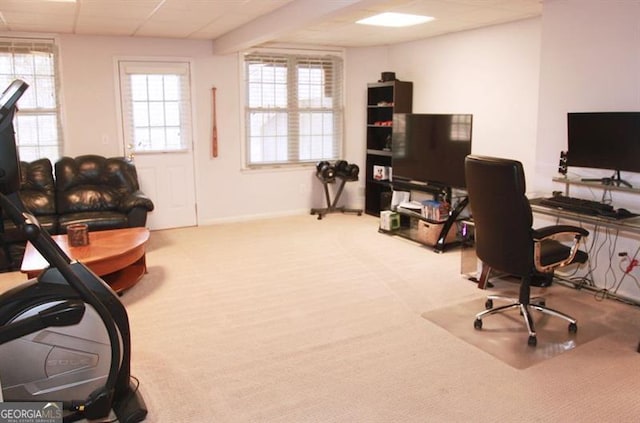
[0,37,62,162]
[244,51,344,167]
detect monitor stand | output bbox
[581,170,632,189]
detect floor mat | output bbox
[421,285,615,369]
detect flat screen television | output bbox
[391,113,473,189]
[567,112,640,185]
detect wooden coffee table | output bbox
[21,227,150,293]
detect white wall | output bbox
[536,0,640,192]
[56,34,352,225]
[58,35,209,157]
[385,18,542,183]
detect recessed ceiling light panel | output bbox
[356,12,434,28]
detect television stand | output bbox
[382,180,468,253]
[434,196,468,253]
[581,170,632,188]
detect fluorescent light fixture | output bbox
[356,12,434,28]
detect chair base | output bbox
[474,295,578,347]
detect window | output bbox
[450,114,472,141]
[244,51,343,167]
[0,38,62,162]
[118,61,192,153]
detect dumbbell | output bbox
[334,160,349,176]
[334,160,359,180]
[316,161,335,181]
[342,163,359,180]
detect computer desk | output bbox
[529,197,640,306]
[529,198,640,236]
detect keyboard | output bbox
[538,195,615,216]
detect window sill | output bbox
[241,163,316,174]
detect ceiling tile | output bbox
[73,16,141,36]
[78,0,163,19]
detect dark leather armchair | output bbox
[55,155,154,233]
[465,155,589,346]
[3,158,58,238]
[1,159,58,269]
[0,155,154,272]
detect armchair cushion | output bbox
[19,158,56,217]
[2,158,58,239]
[55,155,154,231]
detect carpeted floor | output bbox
[2,214,640,422]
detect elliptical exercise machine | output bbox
[0,80,147,422]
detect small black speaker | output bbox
[380,190,392,211]
[558,151,568,175]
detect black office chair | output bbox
[465,155,589,346]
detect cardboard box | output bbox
[379,210,400,231]
[416,220,457,246]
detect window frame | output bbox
[117,59,193,156]
[240,48,345,170]
[0,36,63,162]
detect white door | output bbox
[128,152,197,230]
[118,59,197,230]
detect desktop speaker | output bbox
[558,151,568,175]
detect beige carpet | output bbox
[3,214,640,422]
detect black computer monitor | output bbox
[567,112,640,186]
[0,79,29,194]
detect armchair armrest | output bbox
[533,225,589,241]
[119,190,155,213]
[532,225,589,273]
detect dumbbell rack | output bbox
[311,161,363,220]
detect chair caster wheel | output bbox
[474,319,483,330]
[485,299,493,309]
[568,322,577,333]
[528,335,537,347]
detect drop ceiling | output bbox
[0,0,543,53]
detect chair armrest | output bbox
[533,225,589,241]
[119,190,155,213]
[532,225,589,273]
